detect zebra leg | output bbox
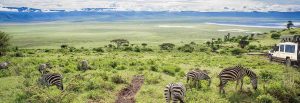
[236,80,240,90]
[240,78,244,91]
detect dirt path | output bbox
[116,75,144,103]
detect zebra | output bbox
[77,60,90,71]
[38,73,64,91]
[186,69,211,89]
[0,61,11,69]
[164,83,186,103]
[218,65,257,94]
[38,63,52,74]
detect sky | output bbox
[0,0,300,12]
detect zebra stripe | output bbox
[164,83,186,103]
[218,65,257,94]
[39,73,64,91]
[186,70,211,88]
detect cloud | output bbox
[0,0,300,12]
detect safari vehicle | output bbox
[268,35,300,66]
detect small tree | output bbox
[60,44,68,49]
[205,41,211,46]
[159,43,175,51]
[141,43,148,48]
[110,39,129,48]
[287,21,295,30]
[178,44,194,53]
[271,33,281,39]
[239,39,249,48]
[0,31,11,56]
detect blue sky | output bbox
[0,0,300,12]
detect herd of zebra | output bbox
[0,60,90,91]
[165,65,257,103]
[0,61,257,103]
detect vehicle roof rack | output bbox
[280,35,300,43]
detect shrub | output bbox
[109,61,118,68]
[162,68,176,76]
[150,65,159,72]
[178,44,194,53]
[93,47,104,52]
[0,31,11,56]
[231,48,247,55]
[60,44,68,49]
[145,73,162,84]
[271,33,281,39]
[15,52,24,57]
[68,46,77,52]
[133,46,141,52]
[159,43,175,51]
[111,75,126,84]
[123,46,133,51]
[260,70,273,82]
[256,94,277,103]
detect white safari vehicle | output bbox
[268,35,300,66]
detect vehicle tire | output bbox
[286,58,292,67]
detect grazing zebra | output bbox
[38,63,52,74]
[38,73,64,91]
[164,83,186,103]
[218,65,257,94]
[77,60,90,71]
[186,69,211,88]
[0,61,10,69]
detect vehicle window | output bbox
[285,45,295,53]
[280,45,284,52]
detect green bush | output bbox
[150,65,159,72]
[231,48,247,55]
[92,47,104,52]
[256,94,277,103]
[271,33,281,39]
[15,52,24,57]
[162,68,176,76]
[109,61,118,68]
[178,44,194,53]
[111,75,126,84]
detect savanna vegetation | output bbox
[0,24,300,103]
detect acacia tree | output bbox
[110,39,129,49]
[141,43,148,48]
[0,31,11,56]
[159,43,175,51]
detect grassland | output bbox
[0,22,299,103]
[0,21,275,49]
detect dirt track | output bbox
[115,75,144,103]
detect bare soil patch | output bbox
[115,75,144,103]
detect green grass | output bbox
[0,22,299,103]
[0,21,275,49]
[0,49,299,103]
